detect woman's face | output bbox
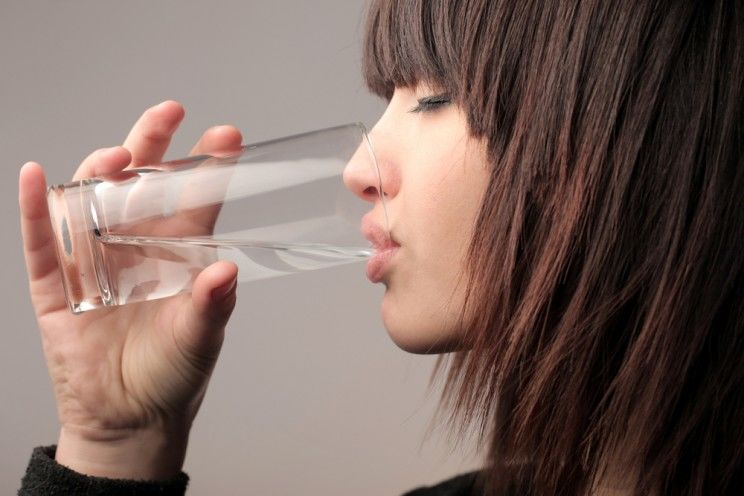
[347,84,490,354]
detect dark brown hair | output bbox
[363,1,743,494]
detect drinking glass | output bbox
[46,123,386,313]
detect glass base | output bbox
[47,181,113,314]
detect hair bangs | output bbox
[362,0,462,100]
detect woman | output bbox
[17,0,743,494]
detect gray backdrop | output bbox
[0,1,482,494]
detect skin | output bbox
[18,87,490,479]
[358,84,490,354]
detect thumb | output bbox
[174,261,238,364]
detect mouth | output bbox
[361,213,401,283]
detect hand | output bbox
[18,101,243,480]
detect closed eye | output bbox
[409,94,451,113]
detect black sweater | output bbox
[18,446,479,495]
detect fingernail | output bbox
[211,278,237,302]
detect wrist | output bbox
[55,424,189,480]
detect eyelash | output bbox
[409,94,451,113]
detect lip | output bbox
[362,213,400,283]
[365,245,400,283]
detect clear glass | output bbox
[47,123,386,313]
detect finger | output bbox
[112,126,244,239]
[174,261,238,363]
[19,162,67,312]
[171,125,243,235]
[72,146,132,181]
[122,100,185,167]
[189,125,243,157]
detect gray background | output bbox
[0,1,482,494]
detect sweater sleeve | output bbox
[402,471,481,495]
[18,445,189,496]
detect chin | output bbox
[381,299,464,355]
[389,332,463,354]
[380,285,463,355]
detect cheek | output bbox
[393,148,481,294]
[406,177,477,278]
[379,133,489,354]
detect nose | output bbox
[342,123,399,205]
[343,139,384,204]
